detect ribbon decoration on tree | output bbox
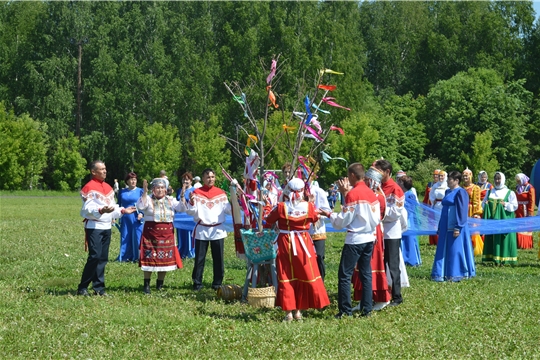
[303,124,323,142]
[232,93,248,118]
[267,86,279,109]
[329,125,345,135]
[311,103,331,114]
[321,151,348,167]
[319,68,344,76]
[282,124,296,132]
[310,118,323,134]
[244,135,259,156]
[322,97,351,111]
[318,84,337,91]
[304,95,313,124]
[266,59,277,84]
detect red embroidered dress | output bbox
[515,183,535,249]
[265,201,330,311]
[352,190,391,303]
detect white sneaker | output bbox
[373,301,390,311]
[351,303,362,312]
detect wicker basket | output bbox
[247,286,276,308]
[216,284,243,301]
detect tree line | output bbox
[1,1,539,191]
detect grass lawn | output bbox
[1,193,540,359]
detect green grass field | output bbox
[1,193,540,359]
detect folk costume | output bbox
[429,171,448,246]
[79,177,127,295]
[117,186,144,262]
[424,170,440,246]
[515,173,535,249]
[265,178,330,313]
[381,176,405,305]
[351,167,391,311]
[431,186,476,282]
[185,182,232,290]
[137,188,183,276]
[176,185,196,258]
[328,173,381,317]
[463,168,484,256]
[476,171,493,202]
[482,172,518,265]
[401,189,422,266]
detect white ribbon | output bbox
[279,230,311,258]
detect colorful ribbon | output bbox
[318,84,337,91]
[266,86,279,109]
[319,68,344,76]
[282,124,297,132]
[266,59,277,84]
[322,97,350,111]
[311,103,331,114]
[329,125,345,135]
[303,125,324,141]
[304,95,313,124]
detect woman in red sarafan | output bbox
[514,173,535,249]
[351,167,391,311]
[265,178,330,322]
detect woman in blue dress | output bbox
[175,172,196,259]
[431,171,476,282]
[397,175,422,266]
[117,172,144,262]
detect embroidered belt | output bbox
[194,220,224,235]
[279,230,311,258]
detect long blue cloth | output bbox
[173,201,540,236]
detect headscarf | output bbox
[433,169,441,176]
[477,171,488,184]
[287,178,305,205]
[151,178,167,191]
[515,173,530,194]
[396,170,406,179]
[493,171,507,190]
[434,170,448,189]
[463,168,472,176]
[365,166,384,190]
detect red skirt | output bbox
[352,226,391,303]
[139,221,182,271]
[276,231,330,311]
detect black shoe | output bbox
[193,284,203,291]
[94,290,111,297]
[334,312,352,319]
[211,285,221,291]
[360,311,372,318]
[156,280,164,291]
[388,300,402,307]
[77,288,90,296]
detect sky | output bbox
[534,1,540,21]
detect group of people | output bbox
[76,158,536,322]
[77,161,231,296]
[420,168,536,282]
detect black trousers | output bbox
[192,238,225,288]
[313,239,326,282]
[78,228,111,293]
[384,238,403,303]
[337,242,374,315]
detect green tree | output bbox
[461,130,499,179]
[0,103,48,190]
[424,68,531,176]
[408,156,446,199]
[51,134,87,191]
[134,122,182,189]
[187,115,231,179]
